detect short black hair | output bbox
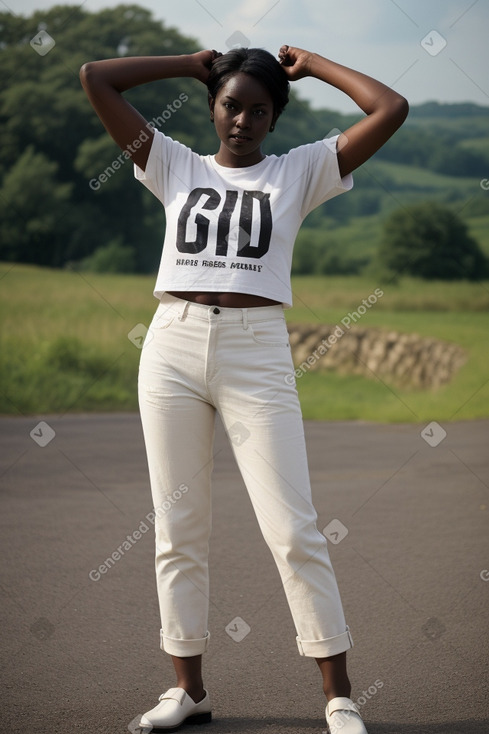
[207,47,290,118]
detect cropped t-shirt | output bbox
[134,130,353,308]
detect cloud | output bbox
[303,0,381,41]
[221,0,298,34]
[225,0,275,24]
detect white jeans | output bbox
[138,293,353,658]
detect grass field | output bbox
[1,263,488,422]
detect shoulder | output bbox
[266,137,340,172]
[285,136,339,160]
[149,128,197,160]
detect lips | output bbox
[230,133,252,141]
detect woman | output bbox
[80,44,408,733]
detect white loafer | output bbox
[325,697,367,734]
[139,687,211,733]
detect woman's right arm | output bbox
[79,51,215,171]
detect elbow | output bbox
[79,62,90,87]
[79,61,97,89]
[393,94,409,125]
[380,93,408,132]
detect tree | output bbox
[0,5,205,271]
[378,202,488,281]
[0,146,72,265]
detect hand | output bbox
[278,45,314,81]
[190,49,222,84]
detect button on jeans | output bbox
[138,293,353,658]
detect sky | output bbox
[7,0,489,113]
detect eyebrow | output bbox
[222,96,268,107]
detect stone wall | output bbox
[287,323,467,389]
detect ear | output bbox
[269,112,280,132]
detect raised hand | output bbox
[278,48,409,176]
[278,45,314,80]
[190,49,223,84]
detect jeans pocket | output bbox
[249,318,290,347]
[151,303,176,330]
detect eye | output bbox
[254,109,266,116]
[223,102,235,110]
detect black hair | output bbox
[207,47,290,118]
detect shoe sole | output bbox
[150,711,212,733]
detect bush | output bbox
[378,202,488,280]
[292,230,367,275]
[79,239,136,273]
[43,336,111,377]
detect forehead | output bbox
[218,72,272,105]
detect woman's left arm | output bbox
[278,45,409,177]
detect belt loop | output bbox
[242,309,248,330]
[178,300,190,321]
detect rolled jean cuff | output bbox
[160,630,210,656]
[296,626,353,657]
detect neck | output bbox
[214,145,265,168]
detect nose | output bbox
[236,110,251,129]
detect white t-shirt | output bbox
[134,130,353,308]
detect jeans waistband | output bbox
[159,292,285,324]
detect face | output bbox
[210,72,277,168]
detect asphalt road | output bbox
[1,413,488,734]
